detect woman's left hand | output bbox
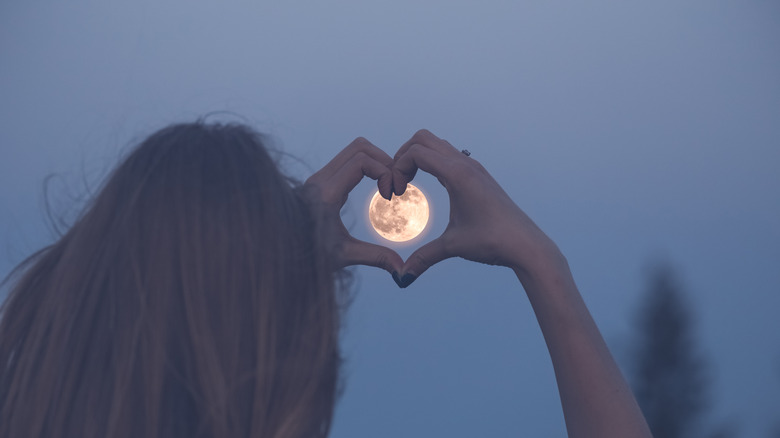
[391,129,564,285]
[302,137,404,274]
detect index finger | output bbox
[330,151,394,204]
[393,143,452,195]
[320,137,393,179]
[394,129,461,162]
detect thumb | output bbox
[340,238,404,275]
[397,237,451,288]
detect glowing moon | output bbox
[368,183,430,242]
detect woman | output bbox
[0,122,651,437]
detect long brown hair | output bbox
[0,122,344,438]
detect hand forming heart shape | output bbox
[302,130,562,288]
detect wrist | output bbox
[508,239,571,287]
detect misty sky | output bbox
[1,1,779,436]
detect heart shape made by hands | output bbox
[306,129,525,289]
[368,177,437,288]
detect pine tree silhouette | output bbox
[773,361,780,438]
[632,263,709,438]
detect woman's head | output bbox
[0,122,342,438]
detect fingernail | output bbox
[399,273,417,288]
[392,271,403,288]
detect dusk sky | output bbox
[1,1,778,436]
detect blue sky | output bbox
[1,1,779,436]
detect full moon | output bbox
[368,183,430,242]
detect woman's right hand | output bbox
[303,137,405,275]
[392,130,566,287]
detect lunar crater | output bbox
[368,184,429,242]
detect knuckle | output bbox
[471,158,488,173]
[451,160,476,181]
[344,151,369,170]
[351,136,370,150]
[320,187,338,204]
[373,252,390,270]
[414,128,432,138]
[408,252,431,271]
[452,159,471,172]
[407,143,424,154]
[300,180,321,195]
[352,150,369,161]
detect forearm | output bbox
[513,252,652,438]
[386,129,651,435]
